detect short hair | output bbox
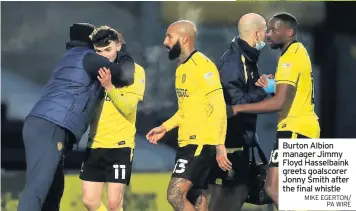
[273,12,298,35]
[90,26,125,47]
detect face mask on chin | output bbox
[254,32,266,51]
[255,40,266,51]
[255,37,266,51]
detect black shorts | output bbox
[208,147,250,187]
[269,131,311,167]
[79,147,133,184]
[172,144,216,189]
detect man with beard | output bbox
[18,23,135,211]
[229,13,320,209]
[146,20,231,211]
[208,13,268,211]
[80,26,145,211]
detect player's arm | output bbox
[201,68,227,145]
[83,52,134,86]
[228,84,295,115]
[202,66,231,170]
[162,109,183,132]
[146,107,182,144]
[206,89,232,170]
[106,89,139,117]
[107,67,146,118]
[228,60,298,115]
[206,90,227,145]
[146,105,182,144]
[220,61,267,105]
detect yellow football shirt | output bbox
[88,63,145,149]
[275,42,320,138]
[163,51,227,147]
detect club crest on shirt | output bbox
[182,74,186,83]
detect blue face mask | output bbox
[255,40,266,51]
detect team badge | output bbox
[57,142,63,152]
[182,74,186,83]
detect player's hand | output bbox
[255,74,274,88]
[146,126,167,144]
[216,145,232,171]
[232,105,240,116]
[97,67,114,91]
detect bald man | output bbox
[232,13,320,210]
[146,20,231,211]
[208,13,268,211]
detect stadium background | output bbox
[1,1,355,211]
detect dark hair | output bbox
[90,26,125,47]
[273,12,298,35]
[70,23,95,44]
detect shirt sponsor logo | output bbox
[176,88,189,98]
[281,63,292,68]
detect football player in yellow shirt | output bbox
[229,13,320,209]
[79,26,145,211]
[146,20,231,211]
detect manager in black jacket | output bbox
[208,13,267,211]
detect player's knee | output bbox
[82,195,101,210]
[107,187,124,211]
[107,199,121,211]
